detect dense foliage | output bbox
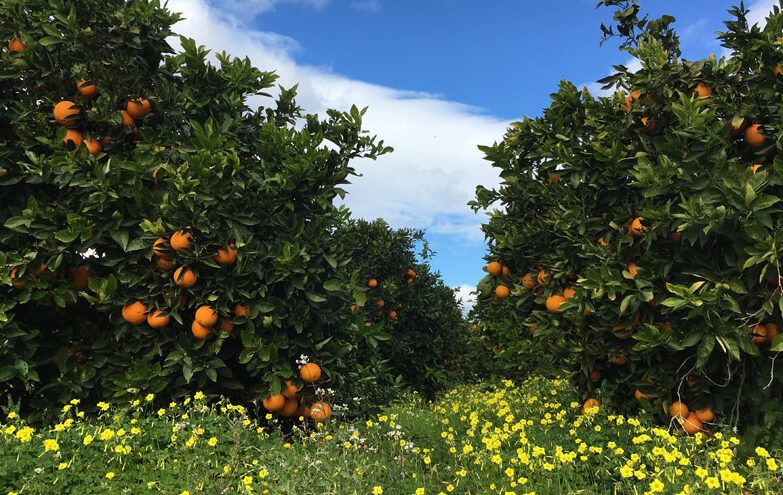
[0,0,393,415]
[471,0,783,444]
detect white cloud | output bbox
[205,0,329,21]
[351,0,382,12]
[583,57,641,97]
[453,284,477,314]
[169,0,509,239]
[746,0,777,28]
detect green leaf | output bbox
[38,36,62,46]
[323,279,341,292]
[110,230,130,251]
[696,335,715,368]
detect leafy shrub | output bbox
[0,0,391,415]
[471,0,783,443]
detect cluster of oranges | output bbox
[665,401,715,436]
[749,322,779,345]
[356,271,415,327]
[485,261,511,299]
[121,232,240,340]
[262,362,332,422]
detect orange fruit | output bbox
[76,80,97,97]
[283,379,299,399]
[749,164,763,174]
[611,324,633,341]
[406,268,417,278]
[627,262,638,279]
[173,266,197,288]
[63,129,83,148]
[309,401,332,421]
[376,299,385,308]
[126,98,151,119]
[155,256,175,271]
[545,294,566,312]
[693,82,712,98]
[668,401,689,418]
[262,393,286,412]
[745,124,766,148]
[549,173,561,184]
[9,268,25,289]
[368,278,378,288]
[486,261,502,276]
[147,309,170,328]
[670,231,682,241]
[694,407,715,422]
[501,265,510,276]
[153,237,171,258]
[83,138,102,155]
[609,354,629,365]
[219,319,234,333]
[634,389,648,401]
[53,100,79,125]
[563,287,576,300]
[682,413,703,435]
[119,110,135,127]
[775,64,782,76]
[234,303,250,317]
[195,305,218,327]
[191,320,211,340]
[521,273,537,289]
[279,397,299,417]
[537,269,549,285]
[121,301,148,325]
[494,285,510,299]
[750,324,768,345]
[389,310,398,320]
[581,398,600,414]
[170,231,193,251]
[406,277,414,285]
[766,323,779,343]
[214,245,237,265]
[588,369,601,382]
[621,90,640,111]
[8,38,26,53]
[628,216,646,237]
[300,362,322,383]
[641,116,656,132]
[597,236,608,248]
[69,266,90,291]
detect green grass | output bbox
[2,378,782,494]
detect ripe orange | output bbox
[170,231,192,251]
[693,82,712,98]
[745,124,766,148]
[628,216,646,237]
[494,285,510,299]
[191,320,211,340]
[627,262,638,279]
[406,268,417,278]
[668,401,689,418]
[521,273,537,289]
[121,301,148,325]
[155,256,175,271]
[563,287,576,300]
[63,129,83,148]
[368,278,378,288]
[219,319,234,333]
[234,303,250,317]
[300,362,322,383]
[309,401,332,421]
[83,138,102,155]
[173,266,197,288]
[214,245,238,265]
[749,164,762,174]
[389,310,398,320]
[634,389,648,401]
[153,237,171,258]
[406,277,414,285]
[669,231,682,241]
[376,299,385,308]
[766,323,779,343]
[8,38,26,52]
[537,269,549,285]
[195,305,218,327]
[609,354,629,365]
[581,398,600,414]
[263,393,286,412]
[545,294,566,312]
[279,397,299,417]
[501,265,510,276]
[9,268,25,289]
[611,324,632,341]
[621,90,640,111]
[681,413,703,435]
[549,173,561,184]
[588,369,601,382]
[283,379,299,398]
[641,116,656,132]
[486,261,502,276]
[598,236,608,248]
[53,101,79,125]
[76,80,97,97]
[119,110,135,127]
[147,309,170,328]
[694,407,715,422]
[126,98,151,119]
[750,324,768,345]
[775,64,782,76]
[69,266,90,291]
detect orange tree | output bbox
[332,218,468,404]
[471,0,783,442]
[0,0,391,415]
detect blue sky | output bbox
[175,0,775,307]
